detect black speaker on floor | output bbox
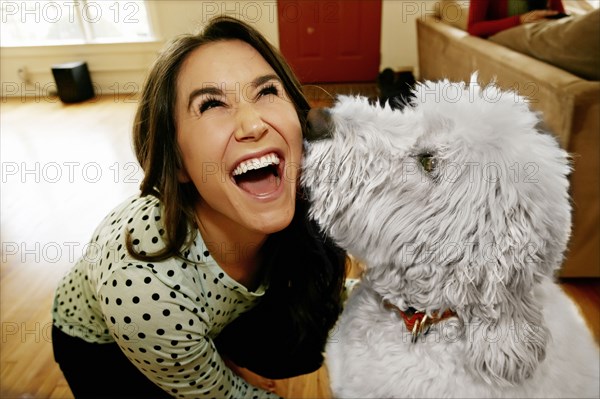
[51,61,95,103]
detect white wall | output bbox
[1,0,425,98]
[381,0,441,75]
[153,1,280,46]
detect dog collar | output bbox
[383,301,457,343]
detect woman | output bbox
[467,0,566,37]
[51,16,346,398]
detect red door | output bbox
[278,0,382,83]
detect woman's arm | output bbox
[467,0,566,37]
[467,0,521,38]
[99,264,280,398]
[550,0,566,14]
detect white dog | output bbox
[301,75,599,398]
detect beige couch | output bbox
[416,12,600,277]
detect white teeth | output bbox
[232,153,280,176]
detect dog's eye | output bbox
[419,154,437,173]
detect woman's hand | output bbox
[223,357,278,393]
[520,9,559,24]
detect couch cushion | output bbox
[489,9,600,80]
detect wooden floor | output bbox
[0,88,598,398]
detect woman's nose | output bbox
[234,105,268,142]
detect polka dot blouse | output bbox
[52,194,280,398]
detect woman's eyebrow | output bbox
[250,73,281,88]
[186,74,282,111]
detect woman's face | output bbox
[175,39,303,237]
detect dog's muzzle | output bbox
[306,108,334,142]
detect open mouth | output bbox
[231,152,282,197]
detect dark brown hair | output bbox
[129,15,310,261]
[128,16,346,369]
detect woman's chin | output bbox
[245,206,295,235]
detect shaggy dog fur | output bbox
[301,75,600,398]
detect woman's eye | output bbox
[419,153,437,173]
[258,83,279,98]
[199,98,224,114]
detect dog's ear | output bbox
[462,282,550,387]
[444,136,571,386]
[449,216,551,387]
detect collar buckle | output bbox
[383,301,456,343]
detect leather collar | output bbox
[383,300,457,343]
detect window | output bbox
[0,0,154,47]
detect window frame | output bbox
[0,0,159,48]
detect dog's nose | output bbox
[306,108,333,142]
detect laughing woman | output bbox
[51,16,346,398]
